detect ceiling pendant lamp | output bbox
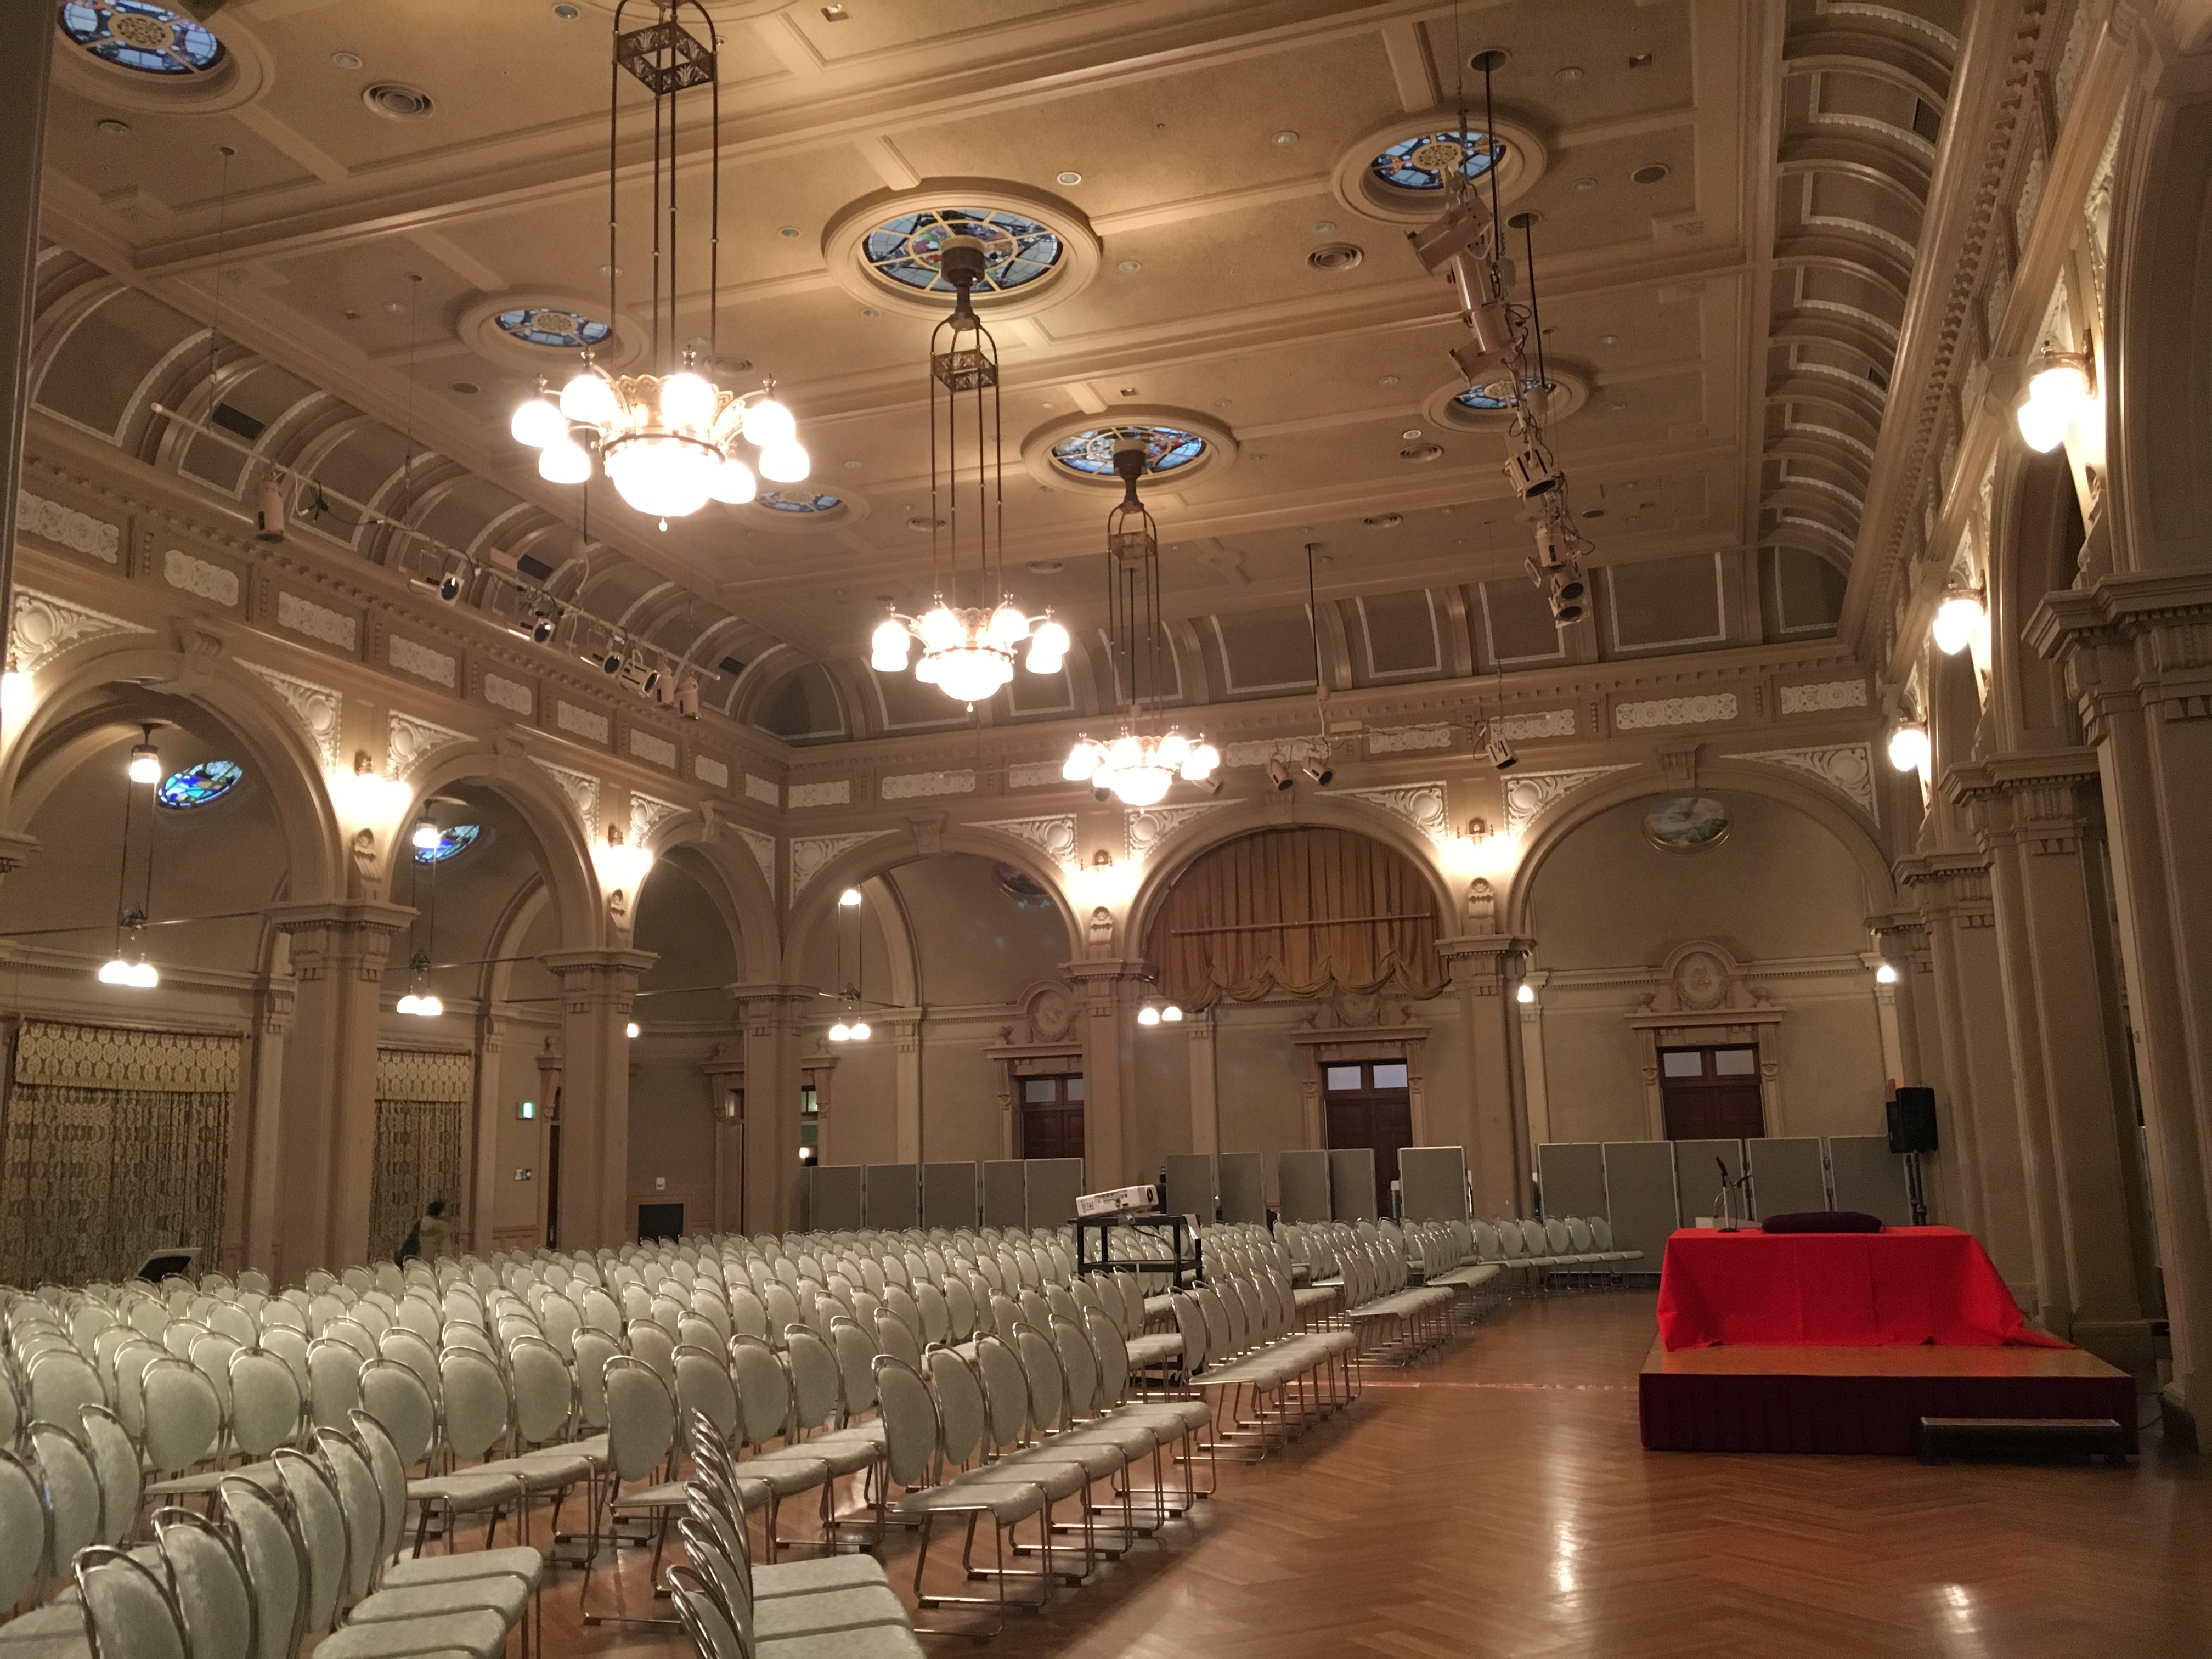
[1062,438,1216,806]
[867,234,1060,704]
[506,2,806,525]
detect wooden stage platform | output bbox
[1638,1339,2137,1456]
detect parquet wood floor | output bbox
[520,1293,2212,1659]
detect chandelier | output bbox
[506,2,809,526]
[868,234,1064,704]
[1062,438,1216,805]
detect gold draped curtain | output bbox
[0,1022,240,1287]
[370,1049,472,1262]
[1144,827,1445,1007]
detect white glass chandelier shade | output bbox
[1932,592,1984,656]
[1063,729,1218,804]
[876,602,1063,704]
[98,956,159,989]
[2016,356,2092,453]
[394,991,444,1018]
[1888,721,1931,773]
[511,396,568,448]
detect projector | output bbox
[1075,1183,1159,1219]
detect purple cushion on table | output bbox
[1760,1210,1883,1234]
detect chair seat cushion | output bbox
[1291,1286,1340,1311]
[752,1583,910,1639]
[743,1624,923,1659]
[733,1452,833,1496]
[1063,1417,1162,1457]
[315,1609,510,1659]
[897,1482,1042,1523]
[786,1436,879,1477]
[1124,1333,1183,1369]
[754,1555,890,1599]
[142,1468,235,1498]
[1115,1399,1211,1433]
[473,1452,592,1492]
[0,1605,91,1651]
[408,1472,521,1513]
[957,1457,1088,1502]
[380,1547,545,1594]
[1429,1264,1501,1289]
[352,1575,529,1627]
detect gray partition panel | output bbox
[1162,1155,1219,1221]
[1329,1148,1378,1221]
[1023,1158,1085,1228]
[981,1161,1026,1228]
[1536,1143,1608,1221]
[1601,1141,1680,1263]
[1827,1135,1911,1225]
[1397,1146,1469,1222]
[1673,1139,1747,1223]
[1277,1150,1331,1223]
[1217,1152,1267,1224]
[811,1165,865,1232]
[922,1163,979,1230]
[1745,1137,1828,1218]
[863,1164,918,1230]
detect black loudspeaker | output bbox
[1887,1087,1939,1154]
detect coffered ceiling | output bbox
[34,0,1962,745]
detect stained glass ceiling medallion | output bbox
[60,1,224,75]
[494,307,614,351]
[1050,425,1207,479]
[1456,376,1553,411]
[861,207,1064,295]
[155,760,242,809]
[414,824,482,865]
[1370,130,1505,191]
[758,492,842,514]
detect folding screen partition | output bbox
[1217,1152,1267,1223]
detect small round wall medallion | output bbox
[1643,795,1730,851]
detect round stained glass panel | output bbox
[494,307,613,351]
[758,492,840,514]
[155,760,243,810]
[861,207,1064,295]
[59,1,224,74]
[1370,131,1504,191]
[414,824,481,865]
[1049,425,1207,479]
[1455,376,1554,413]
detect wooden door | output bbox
[1020,1075,1085,1161]
[1659,1046,1765,1139]
[1323,1060,1413,1214]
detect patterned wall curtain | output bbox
[0,1022,240,1288]
[1143,827,1445,1008]
[370,1049,473,1262]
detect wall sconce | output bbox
[2015,346,2095,453]
[517,1099,537,1120]
[1091,849,1113,870]
[1875,962,1899,985]
[1516,983,1536,1005]
[1931,588,1985,656]
[1887,721,1930,774]
[596,822,654,892]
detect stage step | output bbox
[1917,1416,2131,1465]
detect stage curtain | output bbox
[1144,827,1443,1007]
[0,1021,239,1286]
[370,1048,472,1261]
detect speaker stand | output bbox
[1904,1150,1929,1227]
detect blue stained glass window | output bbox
[758,492,840,513]
[59,1,224,75]
[494,308,614,351]
[1370,131,1505,191]
[414,824,481,865]
[1455,376,1553,412]
[1049,425,1207,479]
[155,760,243,810]
[861,207,1064,295]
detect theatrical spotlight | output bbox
[1300,755,1334,786]
[1266,757,1295,792]
[1481,725,1517,771]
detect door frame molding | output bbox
[1291,1023,1430,1152]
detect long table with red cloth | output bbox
[1655,1225,2064,1350]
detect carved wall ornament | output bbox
[628,728,676,769]
[556,701,610,744]
[534,759,601,839]
[483,673,534,717]
[1365,724,1453,755]
[1615,693,1738,730]
[1495,708,1576,740]
[1502,764,1637,837]
[791,830,892,897]
[1737,743,1878,820]
[1466,878,1496,929]
[1295,985,1410,1031]
[162,548,239,608]
[238,658,343,769]
[735,825,776,896]
[788,780,850,809]
[9,587,153,678]
[386,710,472,779]
[1125,800,1226,862]
[1087,906,1114,949]
[1007,760,1064,789]
[1011,980,1079,1046]
[976,814,1079,870]
[275,591,359,652]
[387,634,457,688]
[881,768,975,800]
[1641,940,1771,1017]
[627,791,683,844]
[1224,735,1327,768]
[1342,780,1451,843]
[17,492,120,563]
[693,754,730,789]
[744,772,778,805]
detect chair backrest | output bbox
[1590,1216,1616,1250]
[1084,1308,1133,1405]
[1545,1217,1574,1255]
[573,1327,620,1431]
[782,1325,845,1435]
[727,1336,793,1450]
[344,1412,411,1565]
[303,1339,363,1434]
[0,1449,48,1606]
[760,1284,800,1347]
[605,1356,678,1483]
[1567,1217,1595,1253]
[393,1294,442,1347]
[141,1356,223,1476]
[273,1450,347,1633]
[357,1359,437,1470]
[155,1506,258,1659]
[376,1327,440,1400]
[870,1356,939,1492]
[922,1346,988,1470]
[828,1319,878,1418]
[76,1546,189,1659]
[227,1349,303,1460]
[1011,1324,1066,1436]
[726,1285,769,1342]
[673,1343,740,1448]
[969,1334,1031,1454]
[437,1348,509,1463]
[313,1429,385,1601]
[669,1564,746,1659]
[76,1404,140,1545]
[27,1347,105,1428]
[1048,1316,1101,1419]
[941,1275,977,1342]
[627,1318,678,1389]
[507,1334,576,1447]
[218,1476,302,1659]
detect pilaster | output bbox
[1066,959,1152,1188]
[543,947,656,1251]
[1434,933,1533,1218]
[1187,1014,1220,1157]
[732,984,815,1235]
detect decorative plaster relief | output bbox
[736,826,776,895]
[1502,765,1637,838]
[1365,724,1453,755]
[791,830,891,897]
[1125,801,1226,862]
[483,673,533,717]
[627,792,682,843]
[387,711,471,779]
[162,548,239,607]
[238,659,343,769]
[276,591,358,652]
[387,634,456,688]
[695,755,730,789]
[1614,693,1737,730]
[975,814,1079,869]
[18,492,120,563]
[556,702,610,744]
[9,588,151,676]
[744,772,778,805]
[881,769,975,800]
[629,729,676,769]
[535,759,600,838]
[1342,781,1451,842]
[788,781,850,809]
[1007,761,1064,789]
[1777,679,1868,715]
[1497,708,1576,740]
[1737,743,1879,821]
[1225,735,1325,768]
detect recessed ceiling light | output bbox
[1398,444,1443,464]
[1057,171,1082,185]
[96,119,131,138]
[331,50,363,69]
[1629,51,1654,68]
[1556,65,1583,82]
[1574,177,1598,191]
[1118,260,1142,273]
[1600,332,1619,344]
[821,3,849,18]
[551,3,579,16]
[1313,220,1336,235]
[363,83,435,120]
[448,380,479,395]
[1378,375,1400,386]
[1273,130,1299,145]
[860,307,879,317]
[1401,428,1423,440]
[1632,163,1669,185]
[1216,399,1233,409]
[1582,507,1605,519]
[779,225,799,239]
[1610,402,1628,411]
[1363,512,1403,528]
[1119,386,1138,396]
[843,459,864,469]
[383,300,408,315]
[1470,49,1508,72]
[1027,560,1065,574]
[1308,243,1364,271]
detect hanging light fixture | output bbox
[1888,720,1931,773]
[2015,346,2094,453]
[99,735,160,989]
[1062,439,1217,805]
[826,879,874,1041]
[866,233,1062,704]
[1932,587,1985,656]
[127,726,161,785]
[505,3,807,526]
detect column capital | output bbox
[1436,932,1534,992]
[0,832,38,881]
[542,947,658,980]
[2028,566,2212,733]
[1943,750,2102,855]
[265,899,416,940]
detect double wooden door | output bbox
[1659,1045,1765,1139]
[1020,1074,1085,1160]
[1323,1060,1412,1215]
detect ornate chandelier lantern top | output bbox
[507,1,810,526]
[869,235,1065,704]
[1061,440,1216,805]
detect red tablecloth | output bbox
[1656,1226,2066,1350]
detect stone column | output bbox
[1434,933,1532,1218]
[543,948,655,1252]
[1950,758,2152,1361]
[0,0,52,644]
[732,985,812,1235]
[1187,1014,1220,1156]
[264,900,414,1286]
[1066,960,1148,1188]
[2033,573,2212,1445]
[1867,913,1951,1220]
[240,950,296,1279]
[469,1011,507,1258]
[1518,969,1553,1152]
[886,1011,924,1164]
